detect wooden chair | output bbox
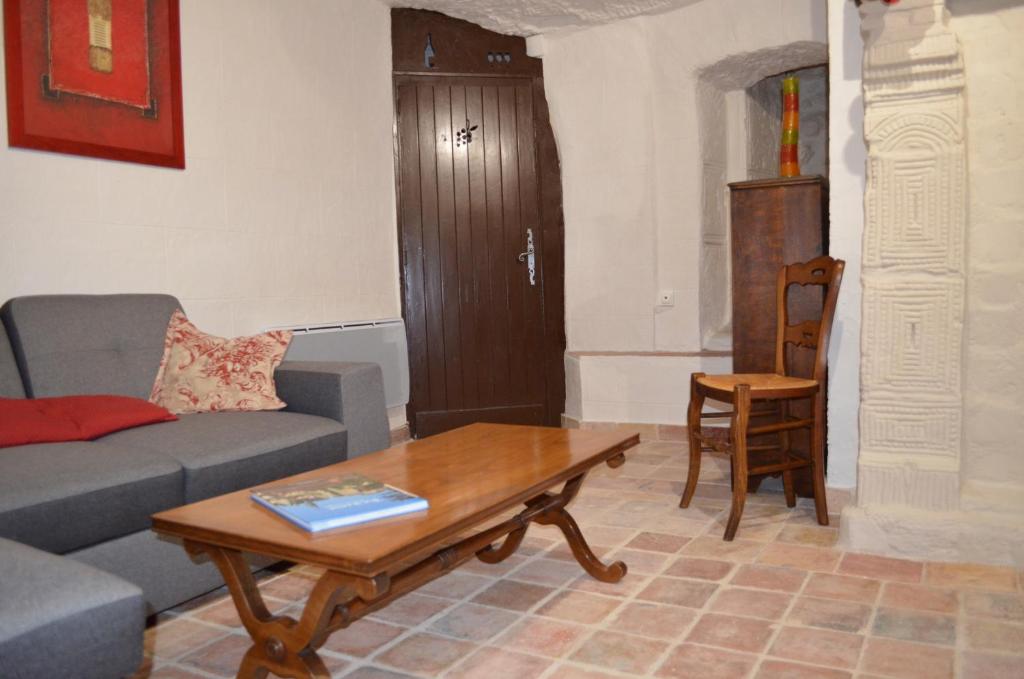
[680,256,845,541]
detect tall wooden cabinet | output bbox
[729,176,828,495]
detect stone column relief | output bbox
[857,0,966,510]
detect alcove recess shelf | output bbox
[729,175,828,497]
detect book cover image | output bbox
[252,474,428,533]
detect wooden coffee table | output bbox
[152,423,639,678]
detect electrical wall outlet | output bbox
[658,290,675,307]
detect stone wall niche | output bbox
[695,45,827,351]
[841,0,1024,565]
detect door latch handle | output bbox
[517,228,536,286]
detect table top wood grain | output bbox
[152,423,639,576]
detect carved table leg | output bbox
[535,505,627,582]
[528,475,628,583]
[184,541,385,679]
[180,462,632,676]
[476,523,527,564]
[238,647,272,679]
[606,452,626,468]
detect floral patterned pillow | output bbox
[149,309,293,414]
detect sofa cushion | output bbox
[0,537,144,679]
[0,321,25,398]
[0,294,181,399]
[0,441,185,554]
[101,411,348,502]
[0,395,177,448]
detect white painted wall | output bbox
[575,353,732,424]
[949,1,1024,502]
[536,1,866,488]
[538,1,827,358]
[536,18,659,353]
[826,0,866,490]
[0,0,400,338]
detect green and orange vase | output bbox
[780,75,800,177]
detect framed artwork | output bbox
[3,0,184,168]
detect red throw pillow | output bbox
[0,395,177,448]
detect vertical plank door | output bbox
[395,77,548,437]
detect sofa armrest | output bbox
[275,361,390,458]
[0,537,144,679]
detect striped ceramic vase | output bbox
[779,76,800,177]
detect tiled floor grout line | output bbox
[583,455,787,679]
[579,527,703,678]
[369,565,534,678]
[176,455,777,678]
[193,566,476,678]
[319,591,468,677]
[746,555,818,677]
[137,441,1024,679]
[434,522,653,678]
[954,587,966,679]
[351,513,652,677]
[851,570,884,677]
[613,451,731,678]
[157,662,225,679]
[530,523,655,679]
[599,451,785,678]
[637,564,731,678]
[148,612,244,667]
[417,462,738,678]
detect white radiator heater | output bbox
[270,318,409,409]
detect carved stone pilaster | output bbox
[857,0,966,511]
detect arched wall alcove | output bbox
[694,42,828,351]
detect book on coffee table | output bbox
[251,474,428,532]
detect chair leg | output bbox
[811,392,829,525]
[723,384,751,541]
[680,373,706,509]
[779,401,796,508]
[782,470,797,508]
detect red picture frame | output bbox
[3,0,184,168]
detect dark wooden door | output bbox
[396,76,553,437]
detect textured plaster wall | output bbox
[746,77,783,181]
[825,0,866,492]
[0,0,400,338]
[697,79,731,349]
[390,0,706,36]
[950,1,1024,501]
[841,0,1024,566]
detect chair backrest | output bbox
[774,256,845,382]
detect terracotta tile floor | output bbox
[135,441,1024,679]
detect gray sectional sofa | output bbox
[0,294,390,679]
